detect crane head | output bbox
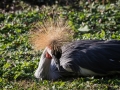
[46,43,62,71]
[29,18,74,79]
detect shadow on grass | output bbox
[59,74,120,83]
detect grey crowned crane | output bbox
[30,20,120,80]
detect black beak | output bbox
[52,55,61,71]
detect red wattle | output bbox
[46,52,52,59]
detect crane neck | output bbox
[34,47,61,80]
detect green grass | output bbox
[0,1,120,90]
[1,76,120,90]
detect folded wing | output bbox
[60,40,120,76]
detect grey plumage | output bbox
[34,40,120,80]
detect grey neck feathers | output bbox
[34,48,61,80]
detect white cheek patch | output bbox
[46,47,52,57]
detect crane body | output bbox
[29,19,120,80]
[34,40,120,80]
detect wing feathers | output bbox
[60,40,120,75]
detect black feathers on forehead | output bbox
[49,40,62,59]
[51,50,62,60]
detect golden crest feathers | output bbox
[29,18,73,51]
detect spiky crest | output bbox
[29,18,74,53]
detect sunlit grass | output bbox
[2,76,120,90]
[1,0,120,90]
